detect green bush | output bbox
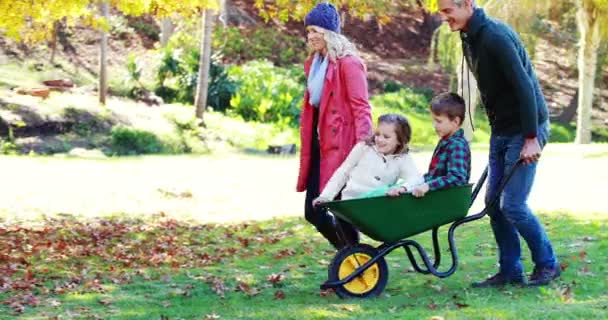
[592,126,608,142]
[371,88,493,146]
[549,123,575,143]
[154,47,237,111]
[227,60,305,126]
[213,26,307,66]
[110,127,164,155]
[371,87,432,114]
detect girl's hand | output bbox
[412,184,430,198]
[313,196,330,207]
[386,186,407,197]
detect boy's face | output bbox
[375,122,400,155]
[432,113,461,138]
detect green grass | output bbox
[1,211,606,319]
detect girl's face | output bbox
[432,112,460,138]
[374,122,401,155]
[306,26,327,53]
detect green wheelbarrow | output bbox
[319,161,522,299]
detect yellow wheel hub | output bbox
[338,253,380,294]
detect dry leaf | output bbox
[320,288,335,297]
[98,299,112,306]
[340,305,354,312]
[274,290,286,300]
[267,273,285,285]
[560,285,574,303]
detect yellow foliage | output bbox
[0,0,219,43]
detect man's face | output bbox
[438,0,474,32]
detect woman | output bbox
[296,2,373,249]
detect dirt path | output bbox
[0,144,606,224]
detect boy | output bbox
[389,92,471,197]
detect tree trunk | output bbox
[555,90,579,125]
[99,1,110,105]
[160,18,174,47]
[49,21,60,64]
[194,8,216,122]
[575,3,601,144]
[458,53,479,142]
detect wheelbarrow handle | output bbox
[462,158,525,224]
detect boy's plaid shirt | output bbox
[424,129,471,191]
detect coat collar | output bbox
[461,8,487,42]
[372,145,407,161]
[438,128,465,147]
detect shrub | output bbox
[110,127,164,155]
[154,47,237,111]
[227,60,304,126]
[549,123,575,143]
[213,26,307,66]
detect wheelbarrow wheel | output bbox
[328,244,388,299]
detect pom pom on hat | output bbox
[304,2,341,33]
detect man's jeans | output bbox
[486,121,557,276]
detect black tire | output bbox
[328,243,389,299]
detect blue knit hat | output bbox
[305,3,341,34]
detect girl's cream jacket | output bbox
[319,142,424,201]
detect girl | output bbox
[313,114,424,206]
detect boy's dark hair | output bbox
[366,113,412,154]
[430,92,466,125]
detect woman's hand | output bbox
[412,183,430,198]
[386,186,407,197]
[313,196,330,207]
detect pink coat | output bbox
[296,55,372,193]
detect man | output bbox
[437,0,560,287]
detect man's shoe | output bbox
[472,272,526,288]
[528,266,561,286]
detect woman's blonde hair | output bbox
[308,26,359,61]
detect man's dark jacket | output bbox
[461,8,548,138]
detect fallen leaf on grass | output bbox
[267,273,285,286]
[8,302,25,315]
[236,281,260,297]
[339,305,354,312]
[48,299,61,307]
[273,249,296,259]
[319,288,335,297]
[560,285,574,303]
[274,290,286,300]
[98,299,112,306]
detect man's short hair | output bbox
[430,92,466,125]
[453,0,476,7]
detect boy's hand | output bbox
[386,186,407,197]
[412,184,430,198]
[313,196,330,207]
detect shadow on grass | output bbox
[0,211,606,319]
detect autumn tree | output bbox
[574,0,607,144]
